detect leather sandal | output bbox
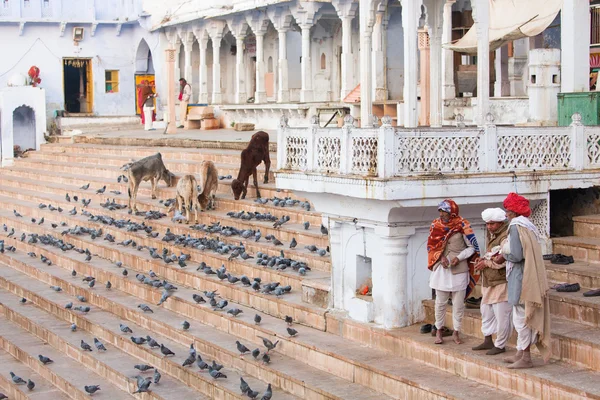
[584,288,600,297]
[551,254,572,265]
[420,324,432,334]
[555,283,581,292]
[431,326,453,337]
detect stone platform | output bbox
[0,130,598,399]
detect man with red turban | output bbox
[427,199,480,345]
[494,192,551,368]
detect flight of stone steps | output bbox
[0,138,597,399]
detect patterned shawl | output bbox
[427,199,481,296]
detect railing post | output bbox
[340,114,354,174]
[277,115,288,170]
[570,112,585,170]
[378,116,396,178]
[307,115,319,172]
[481,112,498,172]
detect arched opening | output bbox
[13,105,36,152]
[135,39,156,115]
[267,56,273,73]
[321,53,327,70]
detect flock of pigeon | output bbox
[0,175,327,399]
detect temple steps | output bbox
[0,246,514,400]
[422,299,600,372]
[325,311,600,400]
[0,347,70,400]
[573,214,600,238]
[0,312,137,399]
[545,261,600,292]
[0,210,329,329]
[0,291,201,400]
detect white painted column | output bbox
[255,32,267,104]
[428,5,443,127]
[340,16,354,100]
[473,0,490,126]
[359,0,373,125]
[494,45,509,97]
[402,0,419,128]
[372,227,415,329]
[277,29,290,103]
[211,34,223,104]
[183,38,193,85]
[561,0,590,93]
[441,0,456,100]
[174,38,182,85]
[372,12,386,101]
[235,36,247,104]
[300,24,314,103]
[199,38,209,103]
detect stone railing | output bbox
[277,113,600,178]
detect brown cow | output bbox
[172,174,200,224]
[231,131,270,200]
[127,153,175,213]
[197,160,219,210]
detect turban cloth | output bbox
[503,192,531,217]
[482,208,507,223]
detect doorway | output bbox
[63,58,93,114]
[13,106,36,151]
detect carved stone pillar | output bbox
[255,32,267,104]
[211,33,223,104]
[359,0,374,125]
[165,48,177,134]
[426,0,443,127]
[235,36,247,104]
[198,38,209,104]
[441,0,456,100]
[174,38,182,87]
[402,0,420,128]
[494,45,509,97]
[418,29,430,126]
[183,35,194,85]
[340,15,354,100]
[300,24,313,103]
[372,12,387,101]
[277,29,290,103]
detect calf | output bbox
[231,131,271,200]
[173,174,200,224]
[127,153,174,213]
[197,160,219,210]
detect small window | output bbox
[105,70,119,93]
[320,53,326,70]
[531,74,536,84]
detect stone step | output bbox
[0,290,202,400]
[0,347,70,400]
[2,163,294,201]
[14,157,277,184]
[0,240,517,400]
[0,211,329,330]
[38,143,264,166]
[553,236,600,264]
[546,261,600,291]
[573,215,600,239]
[0,257,386,400]
[67,134,279,152]
[325,311,600,399]
[0,313,137,399]
[421,299,600,372]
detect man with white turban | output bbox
[472,208,513,355]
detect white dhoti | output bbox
[513,304,537,351]
[143,105,154,131]
[480,301,513,349]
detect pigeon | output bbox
[81,183,90,190]
[26,379,35,391]
[258,337,279,353]
[122,269,128,277]
[133,377,151,394]
[320,224,329,235]
[254,314,262,325]
[208,366,227,379]
[71,323,77,332]
[138,304,153,313]
[240,377,250,394]
[38,217,45,225]
[285,315,293,325]
[261,352,271,365]
[182,353,196,367]
[261,383,272,400]
[197,357,209,370]
[287,327,298,337]
[65,302,73,309]
[20,233,26,242]
[85,254,92,262]
[236,341,250,356]
[20,297,27,304]
[13,210,22,218]
[227,308,243,317]
[153,369,161,384]
[88,279,95,288]
[105,281,112,289]
[181,320,190,330]
[192,294,206,304]
[65,193,71,202]
[38,354,54,364]
[146,336,160,349]
[303,221,310,230]
[134,364,154,372]
[28,252,37,258]
[160,344,175,357]
[96,185,106,194]
[77,295,87,303]
[71,269,77,277]
[10,372,26,384]
[211,360,224,371]
[273,238,283,246]
[94,338,107,351]
[131,336,147,345]
[80,340,93,351]
[119,323,133,334]
[247,388,260,399]
[84,385,101,395]
[7,228,15,237]
[289,238,297,248]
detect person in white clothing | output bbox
[427,199,480,345]
[143,90,157,131]
[472,208,513,355]
[178,78,192,128]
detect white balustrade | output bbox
[277,113,598,178]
